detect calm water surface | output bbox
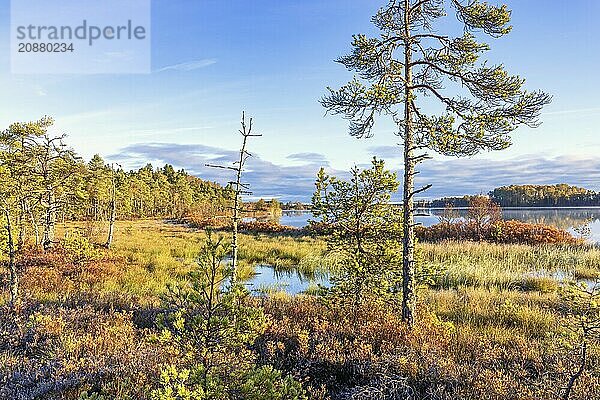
[245,265,329,295]
[273,208,600,243]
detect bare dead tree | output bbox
[105,163,121,249]
[206,112,261,283]
[1,199,18,307]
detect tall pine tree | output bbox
[322,0,551,325]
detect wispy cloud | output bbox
[155,59,217,72]
[368,145,402,159]
[286,152,328,165]
[127,126,214,138]
[109,143,600,201]
[543,107,600,116]
[12,78,47,97]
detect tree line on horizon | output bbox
[82,155,232,222]
[429,184,600,208]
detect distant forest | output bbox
[430,184,600,208]
[79,156,233,221]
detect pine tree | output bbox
[321,0,551,325]
[311,158,403,305]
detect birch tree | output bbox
[321,0,551,325]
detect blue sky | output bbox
[1,0,599,201]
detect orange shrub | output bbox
[183,214,231,229]
[238,221,299,234]
[302,221,333,236]
[493,220,578,245]
[417,220,578,245]
[0,304,164,399]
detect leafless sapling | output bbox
[206,112,261,283]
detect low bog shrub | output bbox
[417,220,578,245]
[239,221,299,234]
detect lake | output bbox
[272,208,600,244]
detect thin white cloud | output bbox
[543,107,600,116]
[155,59,217,72]
[128,126,214,137]
[286,152,328,164]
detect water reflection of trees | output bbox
[503,210,600,230]
[257,208,600,233]
[271,264,329,282]
[282,210,308,217]
[260,210,312,225]
[426,208,600,230]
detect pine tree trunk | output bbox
[106,199,116,249]
[4,209,18,307]
[18,199,26,251]
[28,204,40,248]
[105,172,117,249]
[401,0,416,326]
[43,189,56,251]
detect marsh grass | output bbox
[53,220,328,303]
[425,288,558,338]
[45,221,600,303]
[574,266,600,280]
[3,219,598,399]
[238,233,326,270]
[421,241,600,292]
